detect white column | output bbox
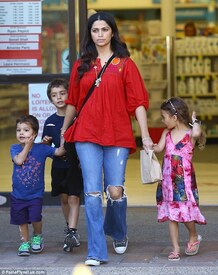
[161,0,175,37]
[161,0,176,97]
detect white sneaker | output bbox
[85,259,101,266]
[0,195,7,205]
[113,237,128,254]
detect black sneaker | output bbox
[113,237,128,254]
[64,223,69,235]
[63,229,80,252]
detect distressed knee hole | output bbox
[106,186,126,201]
[85,192,102,198]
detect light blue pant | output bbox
[75,142,129,262]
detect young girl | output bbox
[153,97,206,261]
[10,115,65,256]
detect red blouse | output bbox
[64,57,149,154]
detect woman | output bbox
[184,21,197,37]
[61,12,153,266]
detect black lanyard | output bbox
[76,54,115,119]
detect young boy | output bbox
[42,78,83,252]
[10,115,65,256]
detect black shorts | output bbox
[51,164,83,197]
[51,167,69,196]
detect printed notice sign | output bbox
[0,1,42,74]
[29,83,56,142]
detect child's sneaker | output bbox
[0,195,7,205]
[63,228,80,252]
[31,234,44,253]
[64,223,69,235]
[18,242,30,256]
[113,237,128,254]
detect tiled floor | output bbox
[1,138,217,206]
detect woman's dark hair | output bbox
[78,11,130,78]
[184,21,197,37]
[16,115,39,134]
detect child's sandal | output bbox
[185,235,202,256]
[168,251,181,261]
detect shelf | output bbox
[42,5,67,11]
[42,2,218,11]
[177,73,218,77]
[175,3,218,9]
[176,53,218,57]
[178,93,218,98]
[0,125,13,130]
[0,83,28,134]
[142,61,167,65]
[206,134,218,138]
[87,1,161,10]
[176,36,218,99]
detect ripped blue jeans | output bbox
[75,142,129,262]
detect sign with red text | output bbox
[0,0,42,74]
[29,83,56,142]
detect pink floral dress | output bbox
[156,130,206,224]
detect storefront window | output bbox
[0,0,83,79]
[42,1,69,74]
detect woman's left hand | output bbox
[142,136,153,153]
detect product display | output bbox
[141,36,168,130]
[176,36,218,137]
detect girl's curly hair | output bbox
[161,97,206,150]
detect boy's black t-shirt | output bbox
[42,113,70,169]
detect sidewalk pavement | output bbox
[0,206,218,275]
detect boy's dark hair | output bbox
[16,115,39,134]
[47,78,69,101]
